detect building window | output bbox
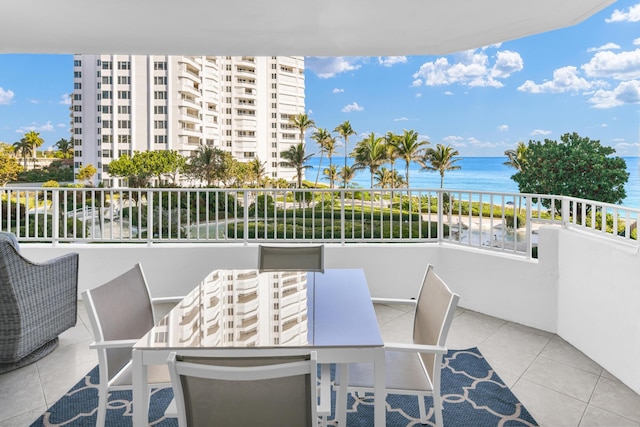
[154,105,167,114]
[118,135,131,144]
[102,91,112,99]
[117,91,130,99]
[74,116,82,123]
[154,61,167,70]
[117,61,130,70]
[102,150,113,158]
[74,71,82,78]
[154,120,167,129]
[74,128,82,134]
[102,135,113,143]
[154,76,167,85]
[102,105,112,114]
[102,76,112,84]
[118,149,130,157]
[102,61,112,70]
[73,94,81,101]
[118,105,130,114]
[154,91,167,100]
[74,105,82,112]
[102,120,112,129]
[118,120,131,129]
[117,76,130,85]
[154,135,167,144]
[74,139,82,146]
[74,150,82,157]
[73,59,81,67]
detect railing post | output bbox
[146,190,153,245]
[243,191,249,245]
[340,190,346,245]
[561,197,570,227]
[437,190,444,244]
[52,188,60,246]
[525,195,532,260]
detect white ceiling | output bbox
[0,0,616,56]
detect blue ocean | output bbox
[305,156,640,209]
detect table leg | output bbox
[336,363,349,426]
[374,347,386,427]
[132,349,149,426]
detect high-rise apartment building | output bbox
[72,55,305,186]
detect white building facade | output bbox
[72,55,305,186]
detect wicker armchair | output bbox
[0,232,79,373]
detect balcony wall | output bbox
[18,224,640,395]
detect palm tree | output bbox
[23,130,44,159]
[248,157,267,187]
[311,128,331,187]
[289,113,315,146]
[384,132,400,189]
[323,164,339,189]
[12,138,33,169]
[339,165,356,188]
[504,141,528,172]
[394,129,428,187]
[351,132,387,188]
[190,145,227,186]
[334,121,356,187]
[280,143,313,188]
[54,138,73,159]
[420,144,462,188]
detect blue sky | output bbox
[2,0,640,157]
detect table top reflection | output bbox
[134,268,382,351]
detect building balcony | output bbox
[1,186,639,425]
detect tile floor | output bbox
[1,302,640,426]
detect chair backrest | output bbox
[258,244,324,273]
[412,264,460,381]
[82,263,155,381]
[168,351,318,427]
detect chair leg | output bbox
[96,388,108,427]
[418,395,428,424]
[433,392,444,427]
[335,363,349,426]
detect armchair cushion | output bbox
[0,236,79,373]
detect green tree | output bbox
[374,167,405,189]
[334,121,357,187]
[12,138,33,169]
[289,113,315,147]
[248,157,267,187]
[144,150,186,186]
[189,145,230,187]
[280,143,313,188]
[76,164,97,186]
[323,164,339,189]
[54,138,73,159]
[384,132,400,188]
[512,132,629,208]
[311,127,332,187]
[107,152,154,187]
[420,144,461,188]
[504,141,528,172]
[351,132,387,188]
[339,165,356,188]
[394,129,428,187]
[23,130,44,159]
[0,143,22,185]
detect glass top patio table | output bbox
[134,268,383,349]
[132,268,386,426]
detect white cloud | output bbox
[393,117,409,122]
[342,102,364,113]
[588,80,640,108]
[28,99,39,104]
[606,3,640,22]
[467,137,500,148]
[378,56,407,67]
[415,93,422,98]
[518,66,595,93]
[443,91,453,95]
[412,48,523,88]
[56,123,67,128]
[307,109,313,115]
[582,49,640,80]
[635,38,640,46]
[587,43,621,52]
[60,93,71,105]
[305,57,363,78]
[16,121,55,133]
[0,87,14,105]
[498,124,509,132]
[442,135,466,146]
[332,88,344,93]
[411,79,422,87]
[530,129,552,136]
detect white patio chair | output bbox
[167,350,319,427]
[258,244,324,273]
[82,263,180,426]
[335,264,459,427]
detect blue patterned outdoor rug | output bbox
[31,347,537,426]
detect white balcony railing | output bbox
[1,187,637,257]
